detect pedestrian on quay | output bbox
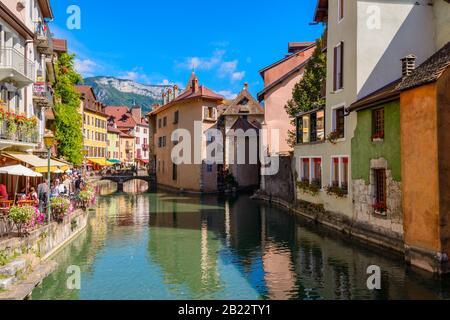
[37,179,48,213]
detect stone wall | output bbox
[260,155,295,203]
[352,158,403,246]
[0,209,88,259]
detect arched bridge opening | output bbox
[100,176,157,194]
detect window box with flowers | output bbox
[297,179,320,196]
[373,202,388,216]
[0,109,39,143]
[327,130,343,145]
[325,183,348,198]
[371,131,384,142]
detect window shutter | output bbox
[333,46,338,91]
[340,42,344,89]
[203,107,208,120]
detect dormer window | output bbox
[239,97,249,105]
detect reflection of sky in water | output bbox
[31,181,450,300]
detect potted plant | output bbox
[6,114,17,140]
[8,206,34,237]
[327,130,342,145]
[50,197,71,222]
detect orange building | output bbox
[147,72,224,192]
[398,41,450,274]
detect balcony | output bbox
[33,83,54,108]
[0,48,35,88]
[34,22,53,55]
[0,114,40,149]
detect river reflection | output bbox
[31,181,450,300]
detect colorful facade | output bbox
[397,43,450,273]
[107,126,121,162]
[258,42,316,156]
[119,131,135,164]
[105,105,149,167]
[148,72,224,192]
[75,86,108,167]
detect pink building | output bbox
[258,42,316,155]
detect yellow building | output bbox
[75,86,109,169]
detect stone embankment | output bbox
[0,209,89,300]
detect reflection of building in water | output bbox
[260,207,298,300]
[147,195,224,297]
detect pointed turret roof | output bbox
[222,83,264,116]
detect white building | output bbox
[0,0,55,153]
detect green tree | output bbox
[285,37,327,147]
[53,53,84,165]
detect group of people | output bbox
[33,172,85,213]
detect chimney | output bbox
[162,92,166,105]
[401,54,416,78]
[131,104,142,120]
[192,78,199,93]
[244,82,249,91]
[173,85,179,99]
[168,89,173,103]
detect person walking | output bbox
[37,179,48,213]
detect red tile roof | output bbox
[174,85,224,102]
[107,126,123,134]
[105,106,137,128]
[314,0,328,22]
[150,72,224,115]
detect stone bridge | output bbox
[101,175,157,193]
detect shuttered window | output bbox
[339,0,344,21]
[334,42,344,91]
[372,108,385,139]
[375,169,387,205]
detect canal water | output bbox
[31,181,450,300]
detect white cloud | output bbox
[231,71,246,82]
[118,68,151,83]
[180,50,225,71]
[74,59,100,77]
[218,90,237,100]
[219,60,238,75]
[177,50,246,83]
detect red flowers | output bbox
[0,109,38,127]
[372,131,385,140]
[373,202,387,213]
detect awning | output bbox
[87,158,113,167]
[107,159,121,164]
[4,152,70,173]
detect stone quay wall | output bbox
[0,209,89,260]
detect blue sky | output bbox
[51,0,324,99]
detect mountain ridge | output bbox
[83,76,174,114]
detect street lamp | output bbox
[44,131,55,224]
[82,148,89,176]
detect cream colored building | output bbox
[148,72,224,192]
[294,0,442,217]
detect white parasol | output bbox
[0,165,43,203]
[0,165,43,177]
